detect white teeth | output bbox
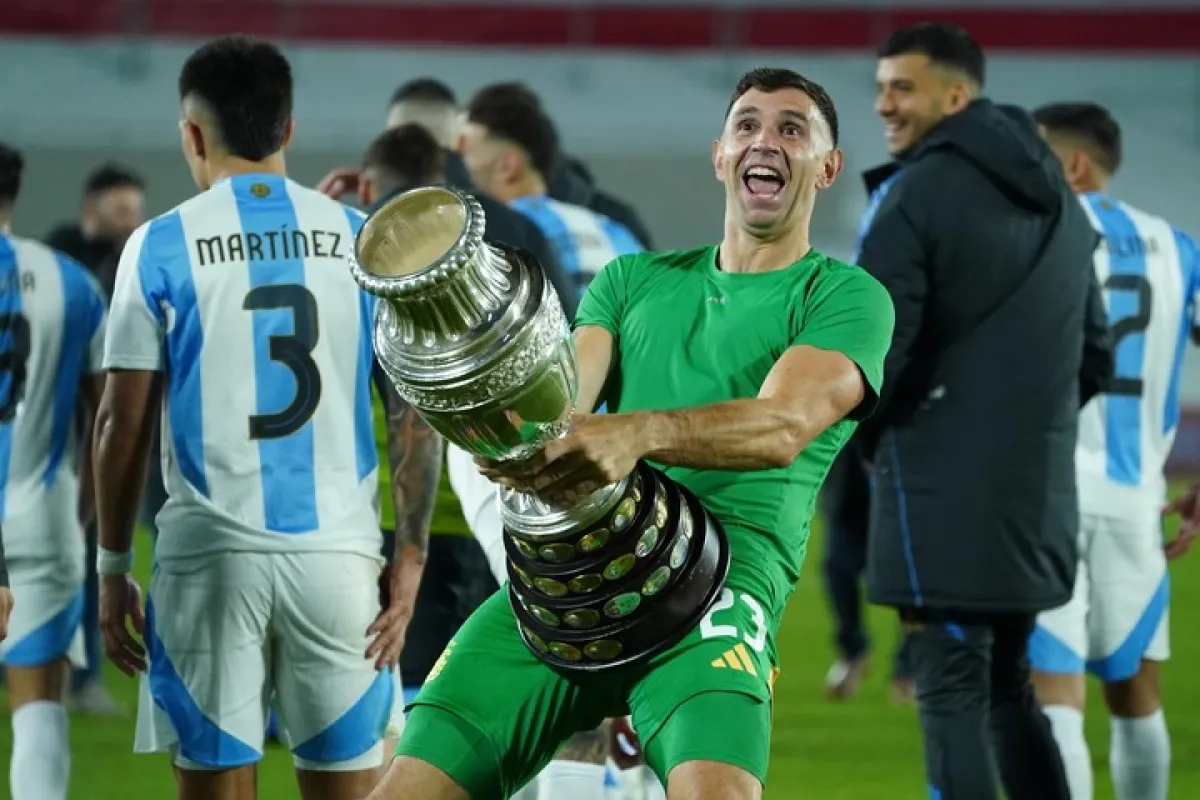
[745,168,783,181]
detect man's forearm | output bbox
[385,390,443,597]
[94,409,153,555]
[0,526,8,589]
[635,399,816,472]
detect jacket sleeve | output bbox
[1079,270,1113,407]
[851,190,929,456]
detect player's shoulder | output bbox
[807,251,893,309]
[6,234,95,286]
[624,245,713,272]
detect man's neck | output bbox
[207,152,287,187]
[0,215,10,236]
[1075,177,1108,195]
[718,219,814,275]
[497,173,548,205]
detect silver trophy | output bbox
[350,187,729,672]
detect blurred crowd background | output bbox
[5,4,1200,464]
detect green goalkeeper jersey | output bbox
[574,246,894,619]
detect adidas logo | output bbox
[711,643,757,676]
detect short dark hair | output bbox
[1033,102,1122,175]
[0,141,23,207]
[178,35,293,162]
[390,78,457,107]
[877,22,986,87]
[466,84,559,176]
[362,124,446,188]
[726,68,840,148]
[84,164,144,198]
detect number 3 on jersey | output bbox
[244,284,322,440]
[0,312,31,423]
[700,588,768,654]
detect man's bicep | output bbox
[573,325,616,412]
[789,272,896,420]
[759,345,868,427]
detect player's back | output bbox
[510,195,643,291]
[0,233,105,557]
[1075,192,1200,513]
[107,174,380,562]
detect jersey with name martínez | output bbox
[575,246,894,620]
[104,174,382,563]
[0,234,106,559]
[1075,192,1200,516]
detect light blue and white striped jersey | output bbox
[104,174,381,562]
[0,234,106,558]
[1075,191,1200,515]
[510,195,643,291]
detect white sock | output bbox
[536,760,609,800]
[1111,710,1170,800]
[1043,705,1093,800]
[11,700,70,800]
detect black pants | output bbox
[821,447,914,676]
[902,608,1070,800]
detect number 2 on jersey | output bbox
[1104,273,1153,397]
[243,284,322,440]
[699,588,768,653]
[0,312,31,423]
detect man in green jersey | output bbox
[368,67,895,800]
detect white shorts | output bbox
[0,556,86,670]
[135,550,404,771]
[0,503,87,670]
[445,444,507,585]
[1032,511,1169,682]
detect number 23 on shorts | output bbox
[698,588,777,693]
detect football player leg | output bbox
[135,553,274,800]
[274,551,403,800]
[1088,512,1170,800]
[447,444,613,800]
[1,552,85,800]
[629,585,777,800]
[369,591,622,800]
[1030,520,1093,800]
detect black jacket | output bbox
[373,155,579,320]
[859,99,1113,614]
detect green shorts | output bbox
[396,585,780,799]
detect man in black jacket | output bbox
[857,24,1112,800]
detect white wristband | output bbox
[97,547,135,576]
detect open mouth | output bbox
[742,166,786,198]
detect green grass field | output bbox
[2,475,1197,799]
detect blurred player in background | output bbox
[460,83,644,294]
[1031,102,1200,800]
[93,36,440,800]
[0,141,108,800]
[45,162,147,717]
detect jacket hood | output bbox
[897,99,1064,214]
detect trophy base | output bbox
[506,463,732,673]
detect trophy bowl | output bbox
[349,186,730,672]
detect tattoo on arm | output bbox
[555,723,611,765]
[383,376,444,562]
